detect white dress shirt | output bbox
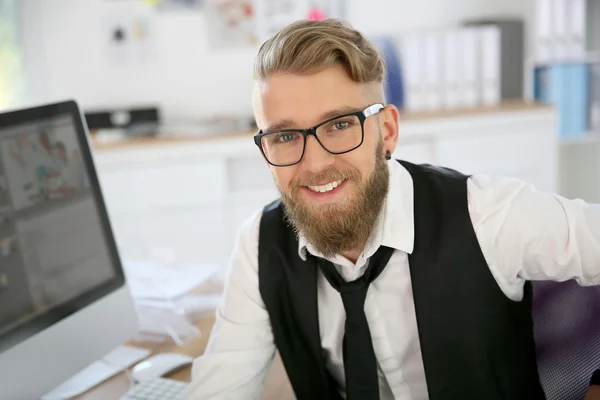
[186,160,600,400]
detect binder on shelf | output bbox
[533,63,589,139]
[535,0,554,62]
[441,29,462,110]
[589,64,600,132]
[462,18,525,104]
[566,0,587,59]
[552,0,568,60]
[459,27,480,108]
[398,33,426,113]
[479,26,501,107]
[588,0,600,57]
[534,0,591,64]
[568,63,589,136]
[423,31,443,111]
[372,36,405,110]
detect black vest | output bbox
[258,160,546,399]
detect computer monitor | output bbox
[0,100,138,399]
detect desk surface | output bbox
[89,101,552,152]
[73,284,294,400]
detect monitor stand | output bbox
[41,345,151,399]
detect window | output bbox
[0,0,23,109]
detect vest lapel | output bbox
[259,202,341,399]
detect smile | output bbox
[306,179,346,193]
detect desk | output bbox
[74,284,295,400]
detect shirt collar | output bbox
[298,159,415,262]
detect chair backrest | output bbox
[532,280,600,399]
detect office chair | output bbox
[532,280,600,399]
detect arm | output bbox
[467,175,600,300]
[185,211,276,399]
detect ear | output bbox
[381,104,399,155]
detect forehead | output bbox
[253,65,368,128]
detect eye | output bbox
[333,121,350,130]
[275,132,298,143]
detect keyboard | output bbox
[120,377,189,400]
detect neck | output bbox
[341,244,365,265]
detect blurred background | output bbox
[1,0,599,344]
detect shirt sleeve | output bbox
[467,175,600,301]
[185,210,276,399]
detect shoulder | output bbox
[466,174,545,220]
[235,208,263,251]
[234,199,283,259]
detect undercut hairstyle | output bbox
[254,18,387,85]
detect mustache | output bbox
[290,166,360,188]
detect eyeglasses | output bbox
[254,104,384,167]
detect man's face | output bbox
[56,147,67,163]
[253,64,399,257]
[39,133,51,150]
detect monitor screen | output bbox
[0,103,124,353]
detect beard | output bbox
[278,141,390,259]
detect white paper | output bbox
[123,259,221,300]
[205,0,259,49]
[102,345,152,370]
[103,5,158,65]
[135,304,201,344]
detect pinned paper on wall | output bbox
[205,0,346,50]
[104,8,158,64]
[305,0,346,20]
[149,0,206,11]
[307,6,328,20]
[205,0,258,49]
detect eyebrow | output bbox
[263,105,363,132]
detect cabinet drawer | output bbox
[97,160,227,214]
[109,207,229,267]
[436,127,556,191]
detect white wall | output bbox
[349,0,529,34]
[19,0,531,123]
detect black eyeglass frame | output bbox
[253,103,384,167]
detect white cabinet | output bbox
[394,105,559,192]
[436,125,557,192]
[93,104,559,270]
[559,136,600,203]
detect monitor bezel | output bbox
[0,100,127,354]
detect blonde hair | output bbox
[254,19,386,84]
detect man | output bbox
[34,130,61,201]
[186,19,600,399]
[51,141,80,196]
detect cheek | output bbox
[337,148,375,180]
[270,166,296,192]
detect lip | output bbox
[300,179,348,202]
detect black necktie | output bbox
[312,246,395,400]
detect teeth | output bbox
[308,179,344,193]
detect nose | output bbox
[301,133,335,173]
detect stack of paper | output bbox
[122,260,223,344]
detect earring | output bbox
[385,150,391,160]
